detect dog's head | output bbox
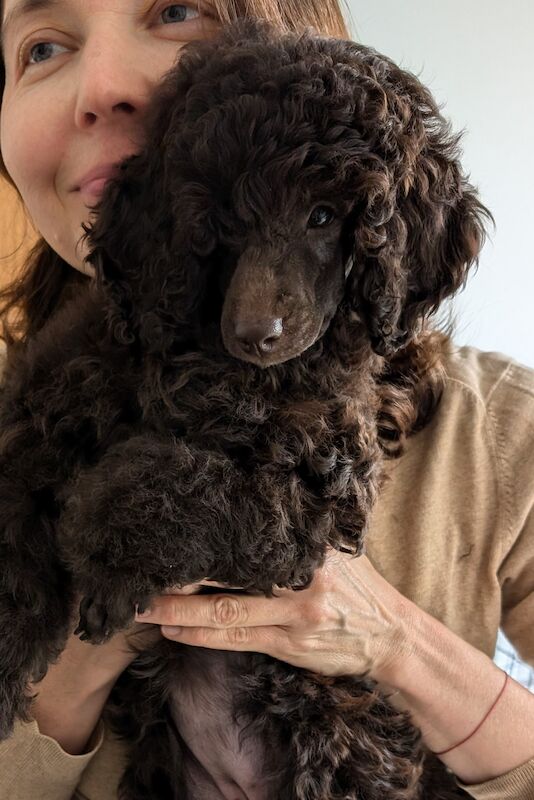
[84,18,491,366]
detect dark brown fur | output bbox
[0,19,492,798]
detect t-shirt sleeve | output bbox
[455,757,534,799]
[454,359,534,799]
[0,717,105,800]
[493,362,534,666]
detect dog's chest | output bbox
[168,648,280,800]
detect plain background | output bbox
[344,0,533,368]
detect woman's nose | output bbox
[72,31,165,133]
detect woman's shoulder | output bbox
[434,343,534,538]
[431,343,534,474]
[440,343,534,410]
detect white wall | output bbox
[344,0,534,368]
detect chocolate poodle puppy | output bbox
[0,18,491,799]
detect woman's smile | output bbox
[0,0,221,275]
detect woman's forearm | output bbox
[29,631,127,755]
[377,602,534,785]
[31,678,114,756]
[28,623,151,756]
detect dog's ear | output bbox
[80,53,218,351]
[83,161,213,353]
[81,149,174,348]
[83,152,164,279]
[344,46,493,356]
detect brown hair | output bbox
[0,0,352,342]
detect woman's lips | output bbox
[80,177,110,201]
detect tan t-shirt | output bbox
[1,340,533,800]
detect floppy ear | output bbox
[84,160,215,353]
[80,51,218,352]
[81,148,176,350]
[344,46,493,356]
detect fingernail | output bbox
[135,604,152,619]
[161,626,182,636]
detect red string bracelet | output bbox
[433,671,509,757]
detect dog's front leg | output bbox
[59,433,233,643]
[0,461,75,739]
[60,432,330,644]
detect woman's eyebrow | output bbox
[1,0,214,52]
[2,0,64,50]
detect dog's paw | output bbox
[75,589,138,644]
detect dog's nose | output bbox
[234,317,283,354]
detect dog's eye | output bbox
[308,206,336,229]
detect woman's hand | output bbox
[134,549,414,680]
[26,595,167,755]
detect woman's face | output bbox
[0,1,221,276]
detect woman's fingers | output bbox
[159,623,287,655]
[161,579,247,595]
[161,583,205,595]
[132,551,412,678]
[198,579,246,589]
[135,587,292,629]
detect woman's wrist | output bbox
[374,600,534,785]
[31,680,111,756]
[28,630,137,756]
[27,619,162,755]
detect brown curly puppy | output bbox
[0,18,492,799]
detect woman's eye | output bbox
[308,206,336,229]
[21,41,67,67]
[19,5,201,69]
[160,4,200,24]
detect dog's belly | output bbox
[181,747,262,800]
[168,648,278,800]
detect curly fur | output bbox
[0,18,492,799]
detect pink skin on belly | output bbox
[169,648,273,800]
